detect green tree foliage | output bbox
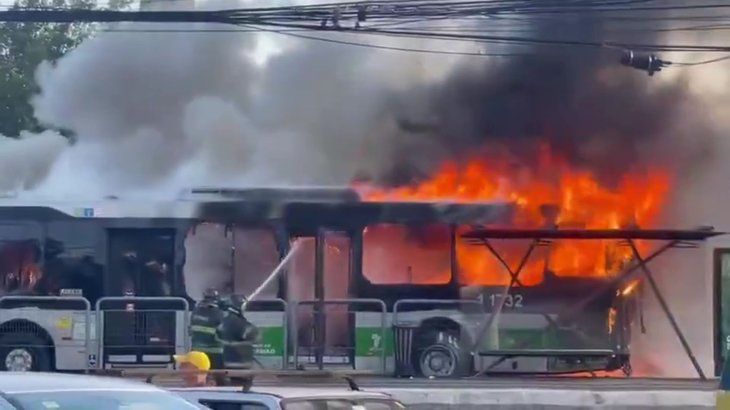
[0,0,130,137]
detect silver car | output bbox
[173,386,406,410]
[0,372,202,409]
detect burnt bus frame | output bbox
[463,228,723,379]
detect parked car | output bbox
[173,385,407,410]
[0,372,203,409]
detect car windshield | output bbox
[6,389,202,410]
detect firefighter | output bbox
[217,294,260,388]
[190,288,226,384]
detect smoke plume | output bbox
[0,130,66,192]
[22,2,723,195]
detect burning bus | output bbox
[0,185,719,377]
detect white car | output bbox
[0,372,202,410]
[173,386,406,410]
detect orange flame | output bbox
[353,145,671,286]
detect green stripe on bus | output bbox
[253,327,285,357]
[355,327,393,357]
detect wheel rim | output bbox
[419,346,456,377]
[5,348,33,372]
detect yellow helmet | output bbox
[173,351,211,371]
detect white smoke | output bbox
[629,57,730,378]
[20,0,468,198]
[29,18,260,196]
[0,130,67,193]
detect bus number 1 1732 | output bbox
[479,293,524,309]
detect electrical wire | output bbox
[670,55,730,66]
[244,23,532,57]
[2,0,730,63]
[252,21,730,52]
[98,23,530,58]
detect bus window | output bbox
[287,233,351,300]
[0,223,42,296]
[232,228,279,299]
[107,229,175,297]
[288,237,315,301]
[288,233,352,354]
[456,230,546,286]
[183,224,279,302]
[362,224,451,285]
[183,223,233,301]
[0,240,42,295]
[323,232,351,354]
[44,222,104,303]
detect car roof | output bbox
[253,387,393,399]
[0,372,162,394]
[172,386,393,400]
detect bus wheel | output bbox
[416,330,470,378]
[0,333,52,372]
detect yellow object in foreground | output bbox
[173,351,211,371]
[718,392,730,409]
[719,353,730,409]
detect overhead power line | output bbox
[0,1,729,65]
[1,1,730,26]
[671,54,730,66]
[248,26,530,57]
[103,26,529,57]
[360,26,730,52]
[0,9,231,23]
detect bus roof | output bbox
[462,227,724,241]
[0,187,514,230]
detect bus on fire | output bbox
[0,187,718,377]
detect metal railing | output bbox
[241,298,288,370]
[0,296,92,372]
[95,297,189,369]
[291,298,387,374]
[0,295,492,376]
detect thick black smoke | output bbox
[372,14,717,187]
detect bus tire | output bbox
[0,333,53,372]
[415,329,471,378]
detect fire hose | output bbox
[241,239,302,311]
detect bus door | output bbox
[101,229,182,367]
[288,230,352,369]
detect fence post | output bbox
[291,300,300,370]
